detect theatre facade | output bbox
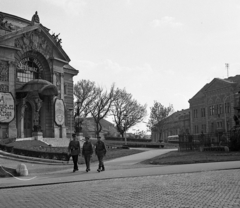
[0,11,78,140]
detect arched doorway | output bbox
[24,102,32,137]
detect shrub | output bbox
[229,135,240,151]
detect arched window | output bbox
[17,57,40,82]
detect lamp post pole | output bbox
[123,114,128,146]
[68,108,73,138]
[75,99,81,136]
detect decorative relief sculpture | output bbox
[51,33,62,46]
[0,61,9,82]
[15,30,52,59]
[0,84,8,92]
[0,13,14,31]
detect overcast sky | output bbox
[2,0,240,132]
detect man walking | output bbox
[68,133,81,172]
[95,136,107,172]
[82,136,93,172]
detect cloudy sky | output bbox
[2,0,240,132]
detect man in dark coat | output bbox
[68,133,81,172]
[95,136,107,172]
[82,136,93,172]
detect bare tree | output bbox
[111,88,147,138]
[73,79,99,118]
[90,84,116,137]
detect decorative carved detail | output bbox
[15,30,52,59]
[0,84,8,92]
[51,33,62,46]
[0,61,9,81]
[0,13,15,32]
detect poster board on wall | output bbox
[54,98,65,126]
[0,92,15,123]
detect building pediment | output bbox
[205,78,234,92]
[189,78,236,103]
[0,23,70,63]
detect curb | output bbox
[0,150,69,165]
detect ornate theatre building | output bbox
[0,11,78,140]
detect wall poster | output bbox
[0,92,15,123]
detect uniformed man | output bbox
[68,133,81,172]
[82,136,93,172]
[95,136,107,172]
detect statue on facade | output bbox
[31,11,40,25]
[35,98,42,112]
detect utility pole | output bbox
[225,63,229,78]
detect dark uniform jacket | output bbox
[68,140,81,156]
[82,141,93,156]
[95,140,107,156]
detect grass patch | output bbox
[3,140,144,164]
[6,140,49,149]
[142,151,240,165]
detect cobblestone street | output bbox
[1,169,240,208]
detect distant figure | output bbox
[68,134,81,172]
[234,115,239,126]
[82,136,93,172]
[31,11,40,24]
[95,136,107,172]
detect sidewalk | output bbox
[1,148,240,189]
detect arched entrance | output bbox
[24,102,32,137]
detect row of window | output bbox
[193,103,231,118]
[193,121,230,134]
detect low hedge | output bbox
[105,137,152,143]
[200,146,229,152]
[0,142,69,161]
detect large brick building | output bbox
[0,11,78,140]
[151,75,240,142]
[189,76,240,135]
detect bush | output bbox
[229,135,240,151]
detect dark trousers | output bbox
[97,154,104,169]
[72,155,79,170]
[84,155,91,170]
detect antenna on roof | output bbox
[225,63,229,78]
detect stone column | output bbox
[20,97,27,138]
[60,73,66,138]
[7,61,17,138]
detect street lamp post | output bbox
[68,108,73,138]
[74,99,82,135]
[123,114,128,146]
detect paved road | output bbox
[0,169,240,208]
[1,148,240,207]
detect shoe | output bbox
[86,169,88,172]
[97,169,101,172]
[88,169,90,172]
[73,170,76,173]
